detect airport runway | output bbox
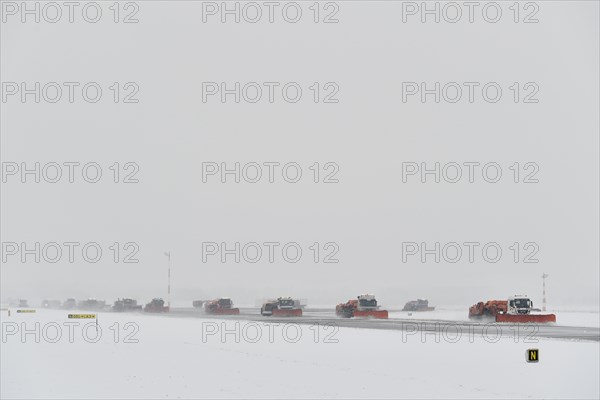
[163,307,600,342]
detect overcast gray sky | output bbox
[1,1,598,308]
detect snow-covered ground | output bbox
[2,309,599,399]
[388,309,600,328]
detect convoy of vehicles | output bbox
[7,293,557,324]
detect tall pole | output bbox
[542,273,548,312]
[165,251,171,308]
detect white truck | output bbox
[507,295,533,315]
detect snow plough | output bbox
[78,298,107,310]
[469,295,556,323]
[62,298,77,309]
[41,300,61,309]
[144,298,169,313]
[261,297,303,317]
[336,294,388,319]
[113,298,143,312]
[402,299,435,312]
[204,298,240,315]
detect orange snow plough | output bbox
[261,297,303,317]
[336,294,388,319]
[469,295,555,323]
[144,298,169,313]
[204,298,240,315]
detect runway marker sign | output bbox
[68,314,96,319]
[68,313,99,333]
[526,348,539,363]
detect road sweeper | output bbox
[336,294,389,319]
[204,298,240,315]
[469,295,556,323]
[261,297,303,317]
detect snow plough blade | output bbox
[495,313,556,323]
[210,308,240,315]
[353,310,388,319]
[272,308,303,317]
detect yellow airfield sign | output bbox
[68,314,96,319]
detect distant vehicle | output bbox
[112,298,143,312]
[41,300,61,309]
[62,298,77,309]
[18,299,29,308]
[336,294,388,319]
[78,298,107,310]
[402,299,435,312]
[144,298,169,313]
[204,298,240,315]
[261,297,302,317]
[469,295,556,323]
[192,300,205,309]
